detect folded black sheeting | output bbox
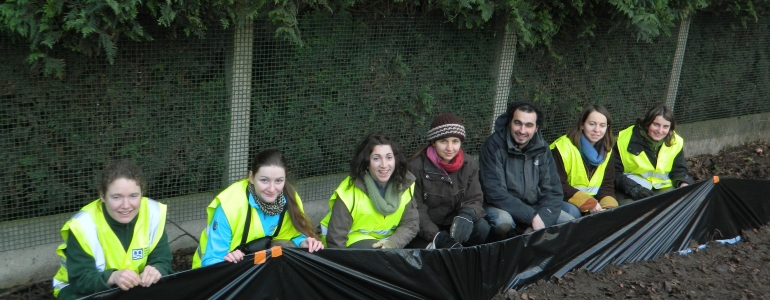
[84,178,770,300]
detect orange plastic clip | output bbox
[253,246,283,265]
[713,176,720,184]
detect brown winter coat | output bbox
[408,151,486,242]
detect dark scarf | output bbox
[640,129,664,153]
[247,182,285,216]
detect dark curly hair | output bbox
[349,133,408,190]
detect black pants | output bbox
[616,187,673,205]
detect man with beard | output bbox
[479,101,574,240]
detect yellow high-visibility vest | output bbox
[319,177,414,247]
[52,197,166,297]
[191,179,303,269]
[617,125,683,190]
[550,135,611,196]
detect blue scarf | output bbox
[579,134,606,167]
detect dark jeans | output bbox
[483,203,575,242]
[405,218,491,249]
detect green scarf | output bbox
[363,173,401,216]
[640,128,664,153]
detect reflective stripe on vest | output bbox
[318,226,395,238]
[616,126,683,190]
[549,135,610,197]
[52,198,165,296]
[319,177,414,247]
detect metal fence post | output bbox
[665,14,692,111]
[491,22,517,133]
[225,20,254,184]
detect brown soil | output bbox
[503,226,770,300]
[3,140,770,300]
[499,140,770,300]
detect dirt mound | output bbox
[506,226,770,299]
[500,140,770,300]
[687,140,770,181]
[3,140,770,300]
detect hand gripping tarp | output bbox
[84,178,770,300]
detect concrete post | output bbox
[665,15,692,111]
[225,20,254,183]
[491,22,518,133]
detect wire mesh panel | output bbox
[249,11,498,201]
[0,26,233,251]
[1,10,769,253]
[508,21,679,142]
[0,12,499,251]
[676,13,770,139]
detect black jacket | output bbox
[479,112,563,227]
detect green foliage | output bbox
[0,0,268,77]
[250,11,496,178]
[2,0,769,78]
[674,13,770,123]
[509,17,679,141]
[0,33,229,221]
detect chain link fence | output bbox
[0,11,768,252]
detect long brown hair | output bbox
[250,149,318,239]
[636,104,677,147]
[566,104,614,152]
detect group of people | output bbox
[52,101,693,299]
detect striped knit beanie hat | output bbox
[427,113,465,142]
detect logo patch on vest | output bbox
[534,159,540,166]
[212,221,218,231]
[132,248,144,260]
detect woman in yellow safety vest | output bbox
[612,104,694,204]
[320,133,419,249]
[53,160,173,299]
[192,149,323,268]
[550,105,618,218]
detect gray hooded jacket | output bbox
[479,112,564,227]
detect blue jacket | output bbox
[200,193,306,267]
[479,112,564,227]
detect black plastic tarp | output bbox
[84,178,770,300]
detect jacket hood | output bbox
[493,112,510,134]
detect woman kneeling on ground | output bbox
[53,160,173,299]
[320,133,418,249]
[613,104,694,204]
[192,149,322,268]
[550,105,618,218]
[407,113,490,248]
